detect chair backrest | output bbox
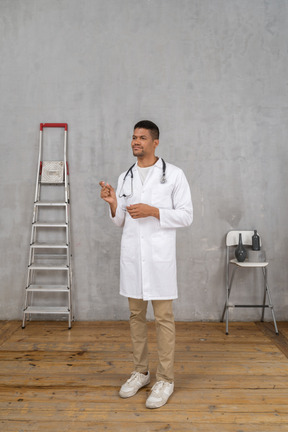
[226,230,262,247]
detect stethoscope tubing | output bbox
[119,158,166,198]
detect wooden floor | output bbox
[0,321,288,431]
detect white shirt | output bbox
[111,158,193,300]
[137,165,152,184]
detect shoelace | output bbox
[127,372,142,383]
[151,381,166,393]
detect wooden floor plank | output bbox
[256,321,288,359]
[1,399,288,413]
[1,358,287,375]
[0,347,283,360]
[0,321,21,348]
[1,421,288,432]
[0,320,288,432]
[0,374,287,390]
[1,408,288,423]
[0,387,287,404]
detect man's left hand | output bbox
[126,204,159,220]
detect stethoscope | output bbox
[119,158,166,198]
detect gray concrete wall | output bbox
[1,0,288,321]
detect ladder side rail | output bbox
[34,128,43,203]
[25,267,34,311]
[31,244,35,266]
[67,265,72,327]
[67,181,73,314]
[66,188,71,265]
[65,203,69,225]
[67,184,73,323]
[67,238,71,267]
[64,128,69,241]
[30,225,35,245]
[26,267,31,289]
[67,265,71,291]
[32,183,41,224]
[65,225,69,246]
[64,129,68,204]
[30,223,38,256]
[35,178,41,219]
[28,244,34,267]
[69,260,73,323]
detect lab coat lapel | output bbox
[143,157,162,187]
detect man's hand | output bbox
[99,181,117,217]
[126,204,160,220]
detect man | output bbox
[99,120,193,409]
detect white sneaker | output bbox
[119,371,150,398]
[146,381,174,409]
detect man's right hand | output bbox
[99,181,117,217]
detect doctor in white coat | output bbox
[100,120,193,409]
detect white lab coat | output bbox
[111,158,193,300]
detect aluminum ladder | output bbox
[22,123,73,329]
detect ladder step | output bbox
[40,181,65,185]
[34,201,68,206]
[33,222,67,227]
[23,306,70,315]
[29,263,69,270]
[26,285,69,292]
[33,255,68,260]
[31,242,68,249]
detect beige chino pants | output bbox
[128,298,175,383]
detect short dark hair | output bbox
[134,120,159,140]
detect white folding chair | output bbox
[221,230,278,335]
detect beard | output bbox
[132,147,144,157]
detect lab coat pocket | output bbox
[151,230,176,262]
[119,196,137,213]
[120,232,138,262]
[151,183,174,208]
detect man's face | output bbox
[131,128,159,158]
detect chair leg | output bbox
[225,306,229,335]
[262,268,279,335]
[221,267,236,335]
[220,300,229,334]
[221,303,227,323]
[261,268,267,322]
[266,287,279,335]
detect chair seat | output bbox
[230,258,268,268]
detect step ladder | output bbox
[22,123,73,329]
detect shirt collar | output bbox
[134,157,162,170]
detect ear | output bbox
[153,139,159,149]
